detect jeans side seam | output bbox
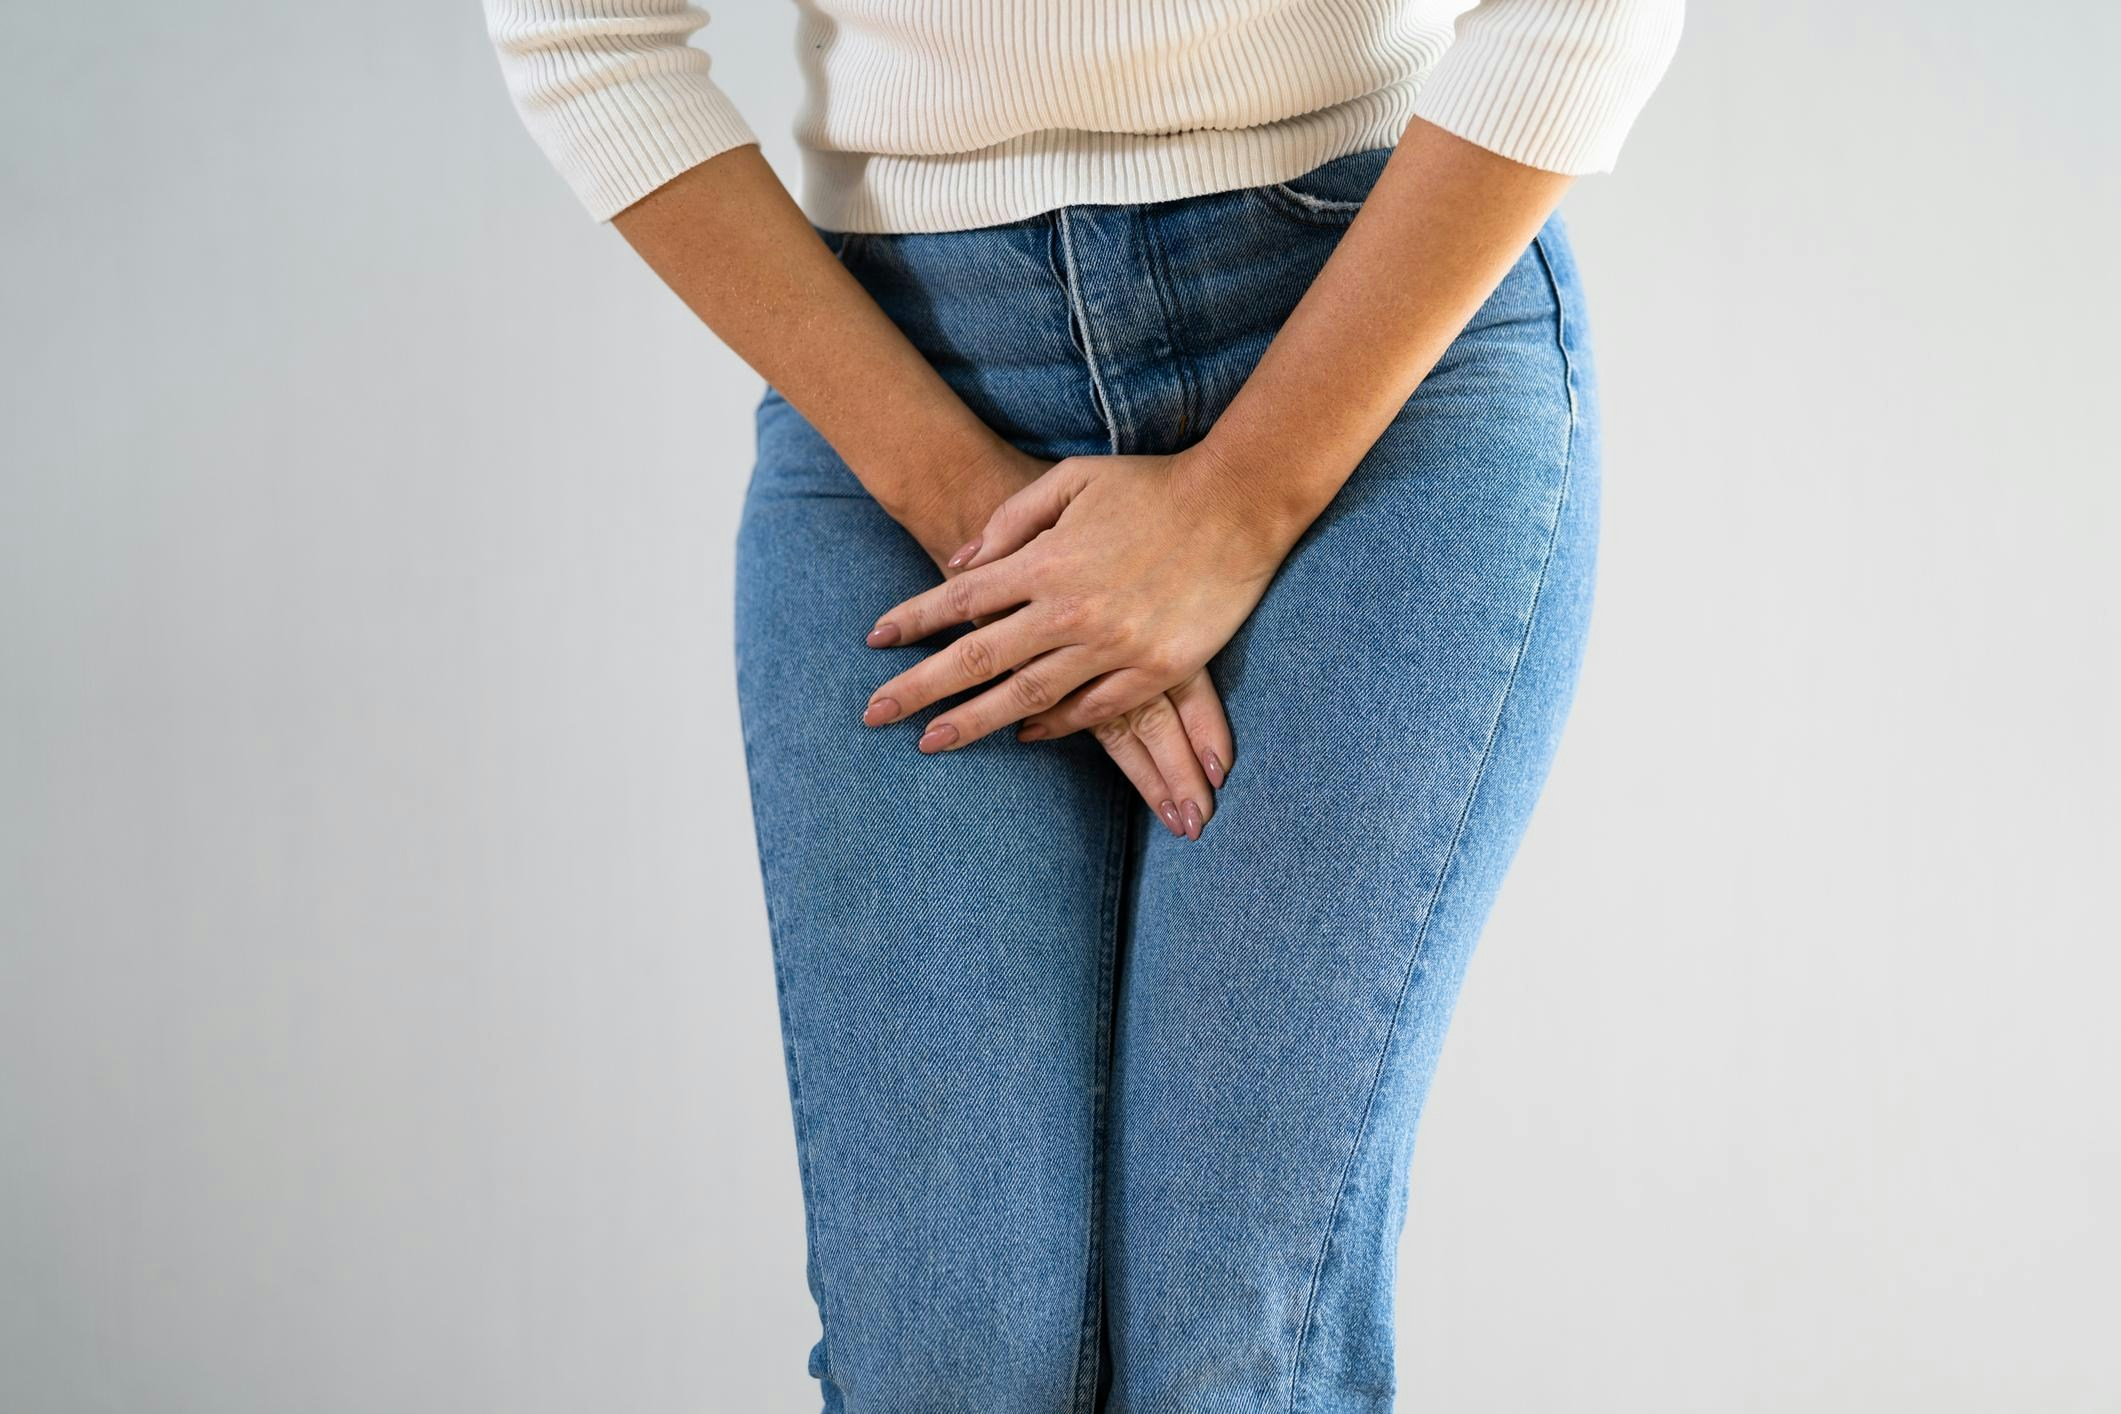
[1283,231,1581,1413]
[1070,770,1132,1414]
[1532,227,1582,422]
[733,710,842,1406]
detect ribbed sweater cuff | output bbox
[490,11,758,221]
[1409,0,1685,175]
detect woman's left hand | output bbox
[860,447,1291,752]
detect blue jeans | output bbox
[734,146,1600,1413]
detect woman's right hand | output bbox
[1069,666,1233,842]
[901,439,1233,841]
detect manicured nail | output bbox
[864,697,901,726]
[866,622,900,647]
[1182,800,1204,841]
[1203,750,1226,788]
[1157,800,1183,836]
[946,538,981,570]
[1018,723,1049,742]
[918,722,959,753]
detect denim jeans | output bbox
[733,146,1599,1413]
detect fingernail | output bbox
[1182,800,1204,841]
[866,622,900,647]
[918,722,959,753]
[1157,800,1182,836]
[1018,723,1048,742]
[864,697,901,726]
[946,538,981,570]
[1203,750,1226,788]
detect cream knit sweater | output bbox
[485,0,1683,231]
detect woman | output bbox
[484,1,1682,1408]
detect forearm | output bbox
[610,145,1023,557]
[1190,117,1575,551]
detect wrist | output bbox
[873,424,1041,566]
[1175,435,1330,563]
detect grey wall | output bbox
[3,3,2114,1410]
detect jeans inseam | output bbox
[1070,769,1134,1414]
[1281,238,1582,1414]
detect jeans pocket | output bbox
[1249,146,1394,225]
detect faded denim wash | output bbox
[733,145,1600,1414]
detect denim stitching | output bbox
[1533,226,1583,423]
[1069,770,1132,1414]
[1134,205,1199,450]
[1054,207,1124,455]
[1283,228,1581,1412]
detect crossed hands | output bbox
[865,448,1288,841]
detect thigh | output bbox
[1103,217,1602,1413]
[735,393,1128,1412]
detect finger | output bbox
[1167,667,1236,790]
[1123,693,1215,840]
[948,459,1089,571]
[867,560,1029,648]
[863,611,1062,726]
[968,600,1027,631]
[914,646,1102,753]
[1084,716,1186,839]
[1015,666,1167,744]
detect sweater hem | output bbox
[795,83,1423,235]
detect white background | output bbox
[3,2,2115,1408]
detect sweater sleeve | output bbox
[1409,0,1685,175]
[483,0,760,221]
